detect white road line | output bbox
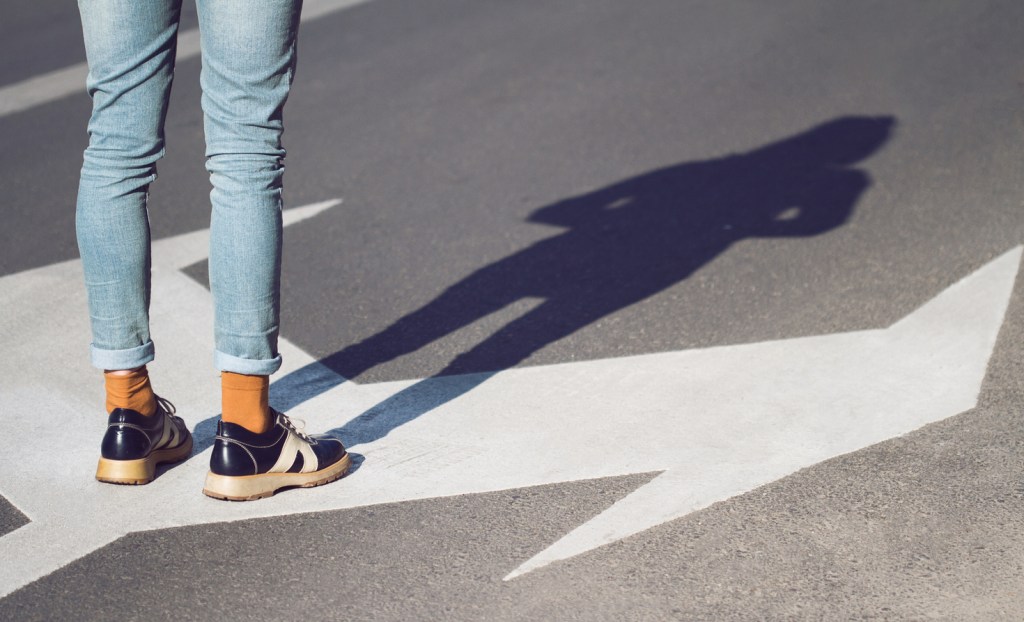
[0,0,373,119]
[0,195,1019,596]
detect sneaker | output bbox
[203,410,350,501]
[95,397,193,485]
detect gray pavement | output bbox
[2,0,1024,619]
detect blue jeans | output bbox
[76,0,303,375]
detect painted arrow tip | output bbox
[889,245,1022,335]
[503,245,1023,581]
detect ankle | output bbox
[221,372,272,434]
[104,366,157,416]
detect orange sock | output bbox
[221,372,272,434]
[105,366,157,416]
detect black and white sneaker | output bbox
[95,397,193,485]
[203,410,350,501]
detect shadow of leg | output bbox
[191,414,220,455]
[270,360,349,412]
[327,299,618,446]
[326,371,496,447]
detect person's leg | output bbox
[196,0,299,434]
[77,0,182,379]
[77,0,192,484]
[196,0,349,500]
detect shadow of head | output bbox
[760,115,896,167]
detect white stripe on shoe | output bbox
[269,429,319,474]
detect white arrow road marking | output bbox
[0,200,1019,597]
[0,0,374,118]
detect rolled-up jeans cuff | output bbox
[90,340,155,371]
[215,350,282,376]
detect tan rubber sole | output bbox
[95,436,194,485]
[203,453,351,501]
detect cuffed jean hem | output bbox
[90,341,156,371]
[215,350,282,376]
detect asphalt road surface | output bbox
[2,0,1024,619]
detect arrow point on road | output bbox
[504,245,1022,580]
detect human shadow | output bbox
[271,115,896,447]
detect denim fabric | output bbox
[76,0,302,375]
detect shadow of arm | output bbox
[759,168,869,237]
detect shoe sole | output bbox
[202,453,352,501]
[95,435,194,485]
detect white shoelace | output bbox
[155,395,176,417]
[277,411,313,443]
